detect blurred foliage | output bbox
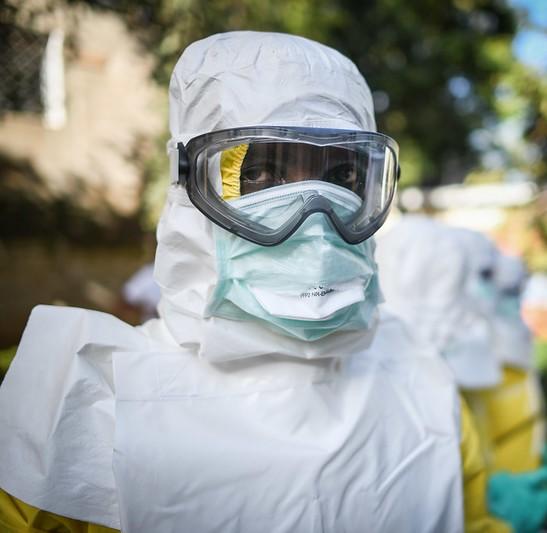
[535,339,547,372]
[142,131,170,231]
[465,168,505,184]
[493,195,547,273]
[0,346,17,385]
[495,63,547,183]
[8,0,547,225]
[0,155,144,244]
[76,0,547,191]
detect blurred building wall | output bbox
[0,4,164,223]
[0,3,166,346]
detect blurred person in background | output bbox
[115,263,161,323]
[376,215,547,533]
[0,32,504,532]
[451,229,545,472]
[464,244,547,533]
[468,251,545,473]
[493,254,533,370]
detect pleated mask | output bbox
[205,182,381,341]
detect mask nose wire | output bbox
[287,194,354,240]
[219,182,365,247]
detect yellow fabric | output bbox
[220,144,249,200]
[0,489,118,533]
[0,397,511,532]
[460,396,513,532]
[463,367,545,473]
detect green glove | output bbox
[488,468,547,533]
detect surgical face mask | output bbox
[469,272,499,316]
[492,291,533,368]
[204,182,381,341]
[498,292,522,318]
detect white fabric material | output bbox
[455,233,532,370]
[113,312,463,533]
[495,254,527,292]
[168,31,375,147]
[0,306,463,533]
[523,273,547,308]
[122,263,161,320]
[376,215,502,389]
[0,306,172,529]
[0,33,463,532]
[451,228,499,317]
[492,316,533,370]
[0,305,463,532]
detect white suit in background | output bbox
[493,253,533,369]
[376,216,502,390]
[121,263,161,321]
[376,215,544,475]
[0,33,473,533]
[469,245,545,475]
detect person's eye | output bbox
[240,166,276,183]
[325,164,356,188]
[240,164,285,194]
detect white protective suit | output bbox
[0,32,463,532]
[376,216,502,389]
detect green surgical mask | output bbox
[205,187,381,341]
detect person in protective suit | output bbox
[461,243,545,475]
[376,215,547,533]
[457,237,547,533]
[0,32,504,532]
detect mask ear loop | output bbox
[169,140,183,184]
[175,142,190,185]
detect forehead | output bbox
[242,142,357,164]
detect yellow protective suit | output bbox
[0,490,117,533]
[463,366,545,474]
[0,397,510,533]
[459,398,512,532]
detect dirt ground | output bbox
[0,239,154,347]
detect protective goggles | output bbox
[169,126,400,246]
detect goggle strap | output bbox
[170,143,190,185]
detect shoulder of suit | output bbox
[17,304,170,356]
